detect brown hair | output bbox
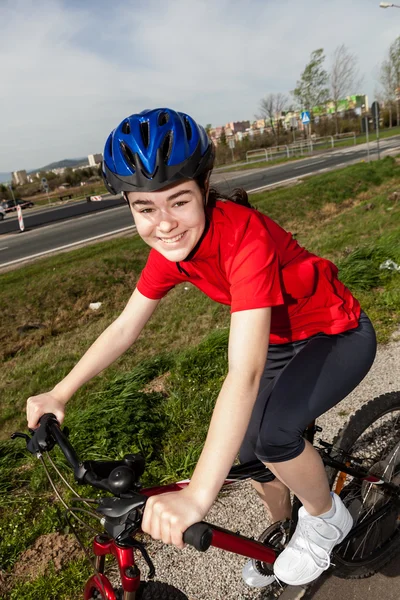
[195,171,253,209]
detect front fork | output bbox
[84,535,143,600]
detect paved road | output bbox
[0,205,135,268]
[1,135,399,269]
[276,552,400,600]
[304,557,400,600]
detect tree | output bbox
[292,49,329,116]
[205,123,212,136]
[219,127,227,146]
[330,44,362,135]
[379,58,396,127]
[389,36,400,126]
[0,184,8,200]
[258,93,288,145]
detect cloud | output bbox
[0,0,398,171]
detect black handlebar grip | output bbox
[183,522,213,552]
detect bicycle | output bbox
[12,390,400,600]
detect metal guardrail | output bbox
[334,132,356,145]
[245,133,357,163]
[246,148,269,162]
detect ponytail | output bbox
[195,171,254,209]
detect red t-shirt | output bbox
[137,200,361,344]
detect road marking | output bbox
[248,175,300,193]
[294,160,326,169]
[0,226,136,268]
[0,247,8,251]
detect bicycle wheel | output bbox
[88,581,187,599]
[327,391,400,579]
[85,573,122,599]
[136,581,189,599]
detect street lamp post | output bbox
[380,3,400,8]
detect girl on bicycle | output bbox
[26,108,377,588]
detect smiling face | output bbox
[126,179,207,262]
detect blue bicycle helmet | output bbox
[102,108,215,194]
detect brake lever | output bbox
[11,413,60,455]
[10,432,31,443]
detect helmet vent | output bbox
[108,136,113,158]
[161,131,173,163]
[120,141,137,172]
[158,111,170,126]
[141,166,158,180]
[140,121,150,148]
[122,120,131,134]
[184,117,193,141]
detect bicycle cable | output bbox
[46,453,96,511]
[39,454,109,598]
[39,454,101,534]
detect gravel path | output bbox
[115,325,400,600]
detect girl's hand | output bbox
[26,391,67,429]
[141,488,211,548]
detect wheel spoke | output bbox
[329,396,400,570]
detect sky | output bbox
[0,0,399,173]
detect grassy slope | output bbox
[1,157,400,598]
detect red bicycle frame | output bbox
[83,477,278,600]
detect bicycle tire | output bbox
[327,391,400,579]
[88,581,188,600]
[136,581,189,600]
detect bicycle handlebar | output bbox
[14,413,215,551]
[182,522,213,551]
[21,413,145,495]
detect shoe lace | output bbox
[297,516,341,571]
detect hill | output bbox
[34,157,88,172]
[0,158,88,185]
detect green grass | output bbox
[2,559,91,600]
[1,156,400,597]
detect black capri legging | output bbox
[239,311,377,483]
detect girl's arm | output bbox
[142,307,271,547]
[26,289,160,428]
[188,306,271,507]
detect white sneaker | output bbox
[273,493,353,586]
[242,559,276,588]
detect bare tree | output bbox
[389,36,400,126]
[258,93,288,145]
[330,44,363,135]
[378,58,396,127]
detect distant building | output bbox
[313,94,369,116]
[225,121,250,133]
[88,153,103,166]
[12,170,28,186]
[72,164,90,172]
[254,119,266,130]
[209,126,224,143]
